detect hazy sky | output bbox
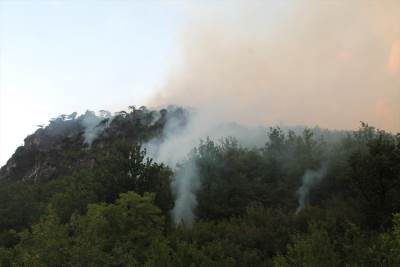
[1,1,399,167]
[0,1,187,166]
[152,1,400,131]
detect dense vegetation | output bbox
[0,107,399,266]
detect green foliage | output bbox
[366,213,400,266]
[0,183,42,232]
[348,124,400,228]
[12,209,71,266]
[273,223,339,267]
[194,128,326,221]
[7,192,167,266]
[170,206,294,266]
[0,121,399,265]
[91,141,174,214]
[69,192,165,266]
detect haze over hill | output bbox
[0,103,399,265]
[1,2,400,265]
[1,1,400,167]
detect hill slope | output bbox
[0,107,399,266]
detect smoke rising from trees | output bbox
[143,2,400,225]
[144,1,400,226]
[80,110,113,146]
[296,163,328,214]
[145,107,268,226]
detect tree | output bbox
[12,209,71,266]
[349,125,400,228]
[92,141,174,214]
[70,192,166,266]
[7,192,168,266]
[273,223,339,267]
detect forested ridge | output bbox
[0,106,400,266]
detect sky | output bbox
[0,1,187,166]
[1,1,400,167]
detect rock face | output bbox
[0,106,189,183]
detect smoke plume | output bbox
[171,158,200,227]
[296,163,328,214]
[80,110,113,146]
[146,1,400,226]
[145,107,268,225]
[150,0,400,132]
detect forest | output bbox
[0,106,399,266]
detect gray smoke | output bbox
[296,163,328,214]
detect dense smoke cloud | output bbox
[150,0,400,132]
[146,1,400,226]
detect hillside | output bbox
[0,106,399,266]
[0,106,188,183]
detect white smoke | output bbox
[80,110,113,146]
[145,109,214,226]
[296,163,328,214]
[171,159,200,227]
[145,107,268,226]
[144,0,400,226]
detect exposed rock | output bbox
[0,107,188,183]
